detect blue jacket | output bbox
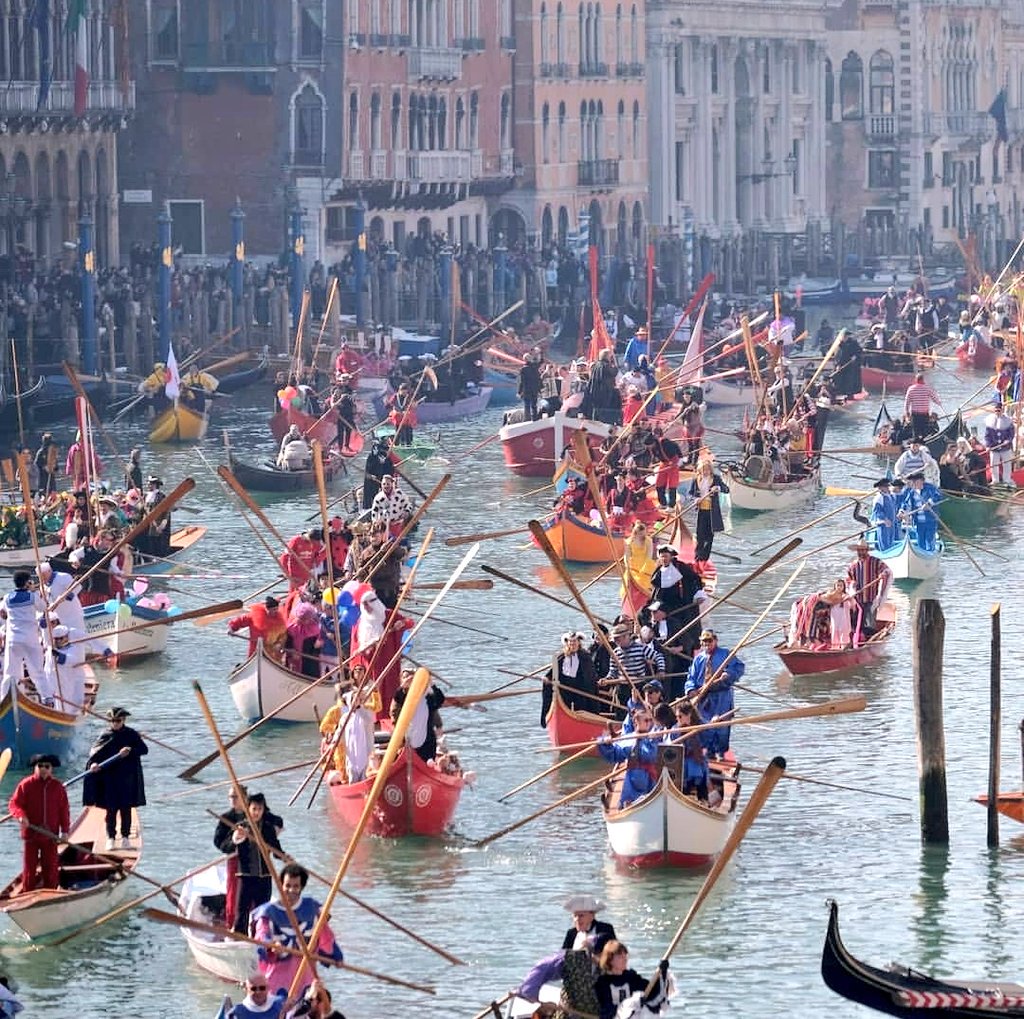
[684,646,744,720]
[598,735,660,807]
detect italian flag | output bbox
[67,0,87,117]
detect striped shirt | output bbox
[903,382,942,416]
[605,640,659,681]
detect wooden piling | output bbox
[988,603,1002,848]
[912,599,948,843]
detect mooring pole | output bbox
[913,598,948,844]
[987,603,1001,848]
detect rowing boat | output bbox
[0,806,140,941]
[374,424,436,461]
[536,510,626,563]
[0,673,95,766]
[178,861,255,983]
[373,386,493,424]
[821,899,1024,1017]
[130,525,208,576]
[82,595,176,664]
[499,409,612,477]
[150,400,210,443]
[226,451,342,493]
[217,354,268,394]
[726,461,821,513]
[269,403,338,447]
[603,749,740,868]
[873,533,942,581]
[973,791,1024,823]
[545,686,611,756]
[0,539,61,569]
[775,605,897,676]
[327,746,466,837]
[228,642,336,723]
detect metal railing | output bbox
[407,150,473,182]
[578,158,619,186]
[578,61,609,78]
[408,47,463,79]
[182,40,274,70]
[0,79,136,114]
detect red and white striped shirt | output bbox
[903,382,942,415]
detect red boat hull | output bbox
[546,689,609,756]
[957,341,999,370]
[327,747,464,837]
[499,414,610,477]
[269,405,339,447]
[860,365,917,392]
[974,791,1024,823]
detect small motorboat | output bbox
[228,642,336,723]
[327,746,466,837]
[0,806,140,941]
[226,450,343,494]
[603,748,740,868]
[821,899,1024,1017]
[178,861,255,983]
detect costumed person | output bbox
[670,699,709,802]
[361,436,399,510]
[516,932,610,1019]
[340,678,377,783]
[279,529,326,590]
[561,894,617,950]
[252,863,344,997]
[228,596,289,662]
[65,430,102,491]
[649,428,682,508]
[285,598,322,678]
[40,623,88,713]
[903,373,943,440]
[684,629,745,758]
[688,458,729,562]
[334,339,361,378]
[331,378,358,452]
[223,971,288,1019]
[597,708,661,808]
[226,792,284,935]
[7,753,69,892]
[124,448,143,492]
[518,351,542,421]
[351,588,413,719]
[277,424,312,472]
[896,471,943,551]
[386,382,418,446]
[541,631,602,726]
[36,561,105,652]
[34,432,60,495]
[140,476,172,558]
[868,479,898,551]
[390,667,446,762]
[620,520,657,619]
[212,785,248,932]
[0,570,45,701]
[893,437,940,487]
[649,545,703,643]
[370,474,413,537]
[595,941,673,1019]
[677,389,706,466]
[81,706,148,851]
[846,540,892,635]
[984,399,1016,485]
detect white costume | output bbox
[353,591,386,654]
[343,692,376,783]
[40,625,86,712]
[0,587,45,700]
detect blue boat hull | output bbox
[0,695,84,767]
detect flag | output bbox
[989,87,1009,152]
[33,0,51,111]
[678,297,707,385]
[66,0,88,117]
[165,342,180,399]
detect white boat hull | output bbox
[726,469,821,512]
[700,377,757,406]
[83,603,170,661]
[228,643,336,723]
[604,767,738,867]
[180,862,257,983]
[875,535,942,581]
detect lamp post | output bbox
[79,205,97,373]
[157,203,172,362]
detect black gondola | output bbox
[924,411,968,460]
[217,354,269,394]
[227,450,341,493]
[821,900,1024,1017]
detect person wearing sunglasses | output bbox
[7,753,69,892]
[223,970,286,1019]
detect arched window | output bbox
[558,206,569,246]
[617,99,625,158]
[578,5,585,68]
[580,101,588,162]
[470,92,479,148]
[556,3,565,65]
[632,99,640,157]
[438,98,447,149]
[839,51,863,120]
[391,93,402,149]
[408,95,418,149]
[294,84,324,164]
[542,102,551,163]
[540,4,548,66]
[824,58,834,122]
[594,4,601,66]
[558,101,566,161]
[500,93,511,151]
[630,5,637,64]
[347,90,359,151]
[869,50,894,115]
[455,97,465,148]
[369,92,382,150]
[595,99,603,159]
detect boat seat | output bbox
[743,455,773,483]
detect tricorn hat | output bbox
[906,471,926,481]
[105,706,131,721]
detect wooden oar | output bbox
[64,599,243,648]
[713,759,911,803]
[193,579,285,626]
[546,695,866,755]
[925,505,984,576]
[444,525,528,547]
[749,500,857,556]
[401,606,507,642]
[791,528,867,563]
[144,908,435,994]
[572,430,628,586]
[0,747,12,784]
[481,565,614,624]
[202,808,465,966]
[470,993,514,1019]
[656,756,786,970]
[47,853,226,947]
[412,578,493,591]
[61,699,189,759]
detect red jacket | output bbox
[278,535,326,587]
[9,773,71,840]
[229,602,289,656]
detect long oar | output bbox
[203,808,465,966]
[714,759,911,804]
[656,756,787,970]
[926,505,984,576]
[193,579,285,627]
[481,565,614,623]
[749,500,857,556]
[61,700,189,759]
[48,853,225,947]
[470,993,514,1019]
[144,908,434,995]
[445,525,528,547]
[412,578,493,591]
[0,747,12,784]
[64,599,244,648]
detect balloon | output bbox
[338,604,361,627]
[589,508,601,523]
[322,586,339,606]
[290,396,303,409]
[103,599,119,614]
[341,579,362,595]
[132,579,148,596]
[167,606,182,617]
[116,603,133,622]
[338,591,354,608]
[401,630,415,653]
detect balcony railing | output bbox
[349,151,366,180]
[552,61,571,78]
[408,47,462,80]
[500,148,514,175]
[867,113,896,138]
[407,151,473,182]
[616,61,644,78]
[0,79,136,115]
[578,158,619,187]
[578,61,609,78]
[460,37,485,52]
[923,110,989,138]
[182,40,274,71]
[500,35,516,51]
[539,62,553,77]
[390,33,412,48]
[370,150,388,178]
[369,33,388,48]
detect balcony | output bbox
[616,61,645,78]
[539,62,553,77]
[182,40,274,71]
[867,113,896,139]
[0,80,136,115]
[390,33,412,48]
[500,35,516,51]
[408,47,462,80]
[578,61,609,78]
[500,149,514,176]
[460,37,485,52]
[371,149,388,178]
[349,151,366,180]
[369,33,388,48]
[552,61,571,78]
[578,158,619,187]
[407,151,473,183]
[923,110,990,139]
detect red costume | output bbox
[622,395,645,424]
[279,534,326,590]
[228,602,288,658]
[335,347,362,377]
[328,530,349,574]
[8,772,71,891]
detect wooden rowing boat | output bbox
[775,605,897,676]
[149,400,210,443]
[269,403,338,447]
[0,806,140,941]
[860,364,918,392]
[228,642,336,723]
[82,595,175,663]
[973,791,1024,824]
[603,749,740,868]
[726,462,821,513]
[536,510,626,563]
[499,409,612,477]
[217,354,268,394]
[0,672,95,766]
[226,451,342,493]
[956,335,1000,371]
[545,686,613,756]
[327,746,466,837]
[130,525,208,576]
[178,861,255,983]
[373,386,493,424]
[374,425,436,461]
[873,533,942,581]
[0,539,62,569]
[821,899,1024,1016]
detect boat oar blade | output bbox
[0,747,11,784]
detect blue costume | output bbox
[896,483,943,551]
[597,734,660,807]
[223,990,287,1019]
[623,334,649,371]
[869,490,898,550]
[684,646,745,756]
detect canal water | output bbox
[1,363,1022,1019]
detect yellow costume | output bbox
[620,534,656,603]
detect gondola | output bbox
[226,450,342,493]
[372,385,493,424]
[216,354,268,394]
[0,806,140,941]
[0,376,44,433]
[821,899,1024,1016]
[775,604,897,676]
[228,642,336,722]
[327,746,466,837]
[178,861,255,983]
[130,524,208,576]
[31,374,110,425]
